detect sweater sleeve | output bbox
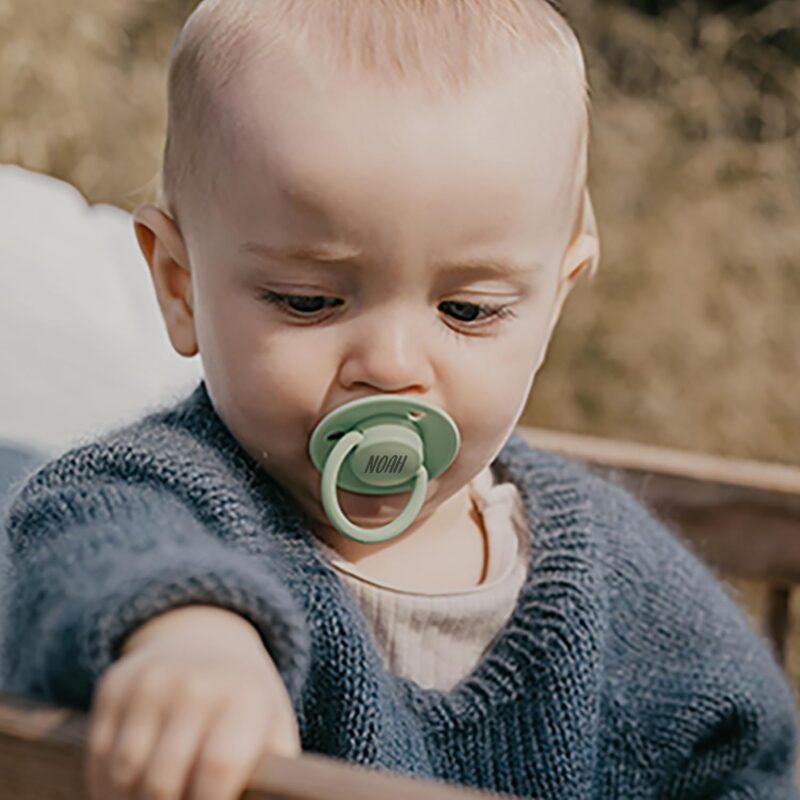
[664,672,799,800]
[0,435,312,715]
[591,473,799,799]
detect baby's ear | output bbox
[132,203,198,358]
[132,204,190,272]
[560,187,600,288]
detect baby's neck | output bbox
[313,483,488,593]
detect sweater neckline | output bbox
[184,381,605,732]
[390,434,605,729]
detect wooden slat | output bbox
[518,426,800,583]
[765,585,792,665]
[0,692,514,800]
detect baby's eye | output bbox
[260,291,516,328]
[439,300,516,326]
[260,291,343,316]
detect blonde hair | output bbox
[157,0,592,253]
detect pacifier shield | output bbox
[308,395,460,496]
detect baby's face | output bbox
[166,46,585,542]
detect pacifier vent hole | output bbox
[408,411,426,421]
[327,431,345,441]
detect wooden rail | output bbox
[1,426,799,798]
[0,692,513,799]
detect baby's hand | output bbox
[85,605,301,800]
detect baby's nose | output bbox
[341,310,434,392]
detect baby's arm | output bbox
[0,433,311,718]
[594,476,798,799]
[118,603,261,657]
[661,651,797,800]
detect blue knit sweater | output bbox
[1,380,797,798]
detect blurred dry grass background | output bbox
[2,0,799,771]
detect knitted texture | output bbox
[1,380,797,798]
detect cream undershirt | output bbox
[313,464,531,691]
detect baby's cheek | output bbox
[455,372,518,429]
[453,385,530,469]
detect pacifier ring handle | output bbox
[321,430,429,544]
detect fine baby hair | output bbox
[155,0,594,236]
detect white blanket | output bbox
[0,164,203,457]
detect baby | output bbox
[2,1,798,799]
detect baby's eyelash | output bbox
[260,291,341,314]
[259,290,517,328]
[440,300,517,325]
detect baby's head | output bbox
[134,0,600,545]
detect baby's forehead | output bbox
[196,93,582,276]
[222,51,583,188]
[219,29,582,144]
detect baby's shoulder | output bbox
[510,434,776,658]
[3,381,254,524]
[524,441,790,693]
[516,439,711,583]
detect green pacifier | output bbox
[308,396,460,544]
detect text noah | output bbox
[364,454,408,474]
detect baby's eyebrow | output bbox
[432,260,543,281]
[240,240,360,264]
[239,240,541,279]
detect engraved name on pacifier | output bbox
[364,454,408,474]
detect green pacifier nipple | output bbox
[308,396,460,544]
